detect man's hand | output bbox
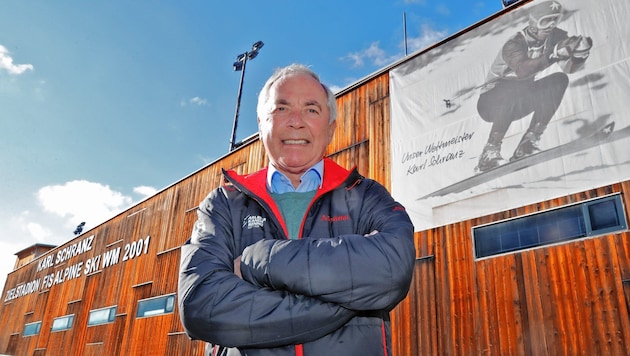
[572,36,592,59]
[234,256,242,278]
[550,36,583,61]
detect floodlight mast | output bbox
[228,41,264,152]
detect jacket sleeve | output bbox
[503,29,571,79]
[503,34,552,79]
[240,181,416,311]
[178,188,356,348]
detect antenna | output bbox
[403,12,408,56]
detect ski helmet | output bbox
[529,1,562,30]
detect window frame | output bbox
[582,195,627,235]
[136,294,176,318]
[473,194,627,260]
[87,305,118,326]
[51,314,75,332]
[23,321,42,337]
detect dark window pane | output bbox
[588,200,620,231]
[473,195,626,258]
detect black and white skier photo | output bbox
[476,0,592,172]
[389,0,630,231]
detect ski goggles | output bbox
[533,14,560,30]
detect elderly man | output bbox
[178,63,415,356]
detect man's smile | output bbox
[282,139,309,145]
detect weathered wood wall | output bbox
[2,67,630,355]
[391,181,630,355]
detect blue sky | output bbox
[0,0,504,289]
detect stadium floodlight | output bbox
[229,41,264,151]
[73,222,85,236]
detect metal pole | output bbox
[229,54,247,151]
[403,12,408,56]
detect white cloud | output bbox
[329,85,343,94]
[134,185,158,198]
[341,42,400,68]
[0,180,158,291]
[37,180,132,227]
[180,96,208,107]
[25,221,53,241]
[340,22,448,70]
[406,24,449,53]
[341,52,365,68]
[0,239,26,295]
[190,96,208,106]
[11,211,55,243]
[0,44,34,75]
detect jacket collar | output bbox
[222,158,360,238]
[223,158,356,195]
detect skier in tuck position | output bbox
[476,0,592,172]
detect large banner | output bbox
[391,0,630,231]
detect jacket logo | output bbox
[320,214,349,222]
[243,215,266,229]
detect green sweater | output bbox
[270,191,317,240]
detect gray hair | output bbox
[257,64,337,123]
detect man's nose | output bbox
[286,109,306,127]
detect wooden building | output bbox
[2,0,630,354]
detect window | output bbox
[23,321,41,337]
[136,294,175,318]
[474,194,627,259]
[585,197,626,234]
[51,314,74,332]
[88,306,117,326]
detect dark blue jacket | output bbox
[178,158,416,356]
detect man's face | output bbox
[530,14,560,40]
[258,73,336,180]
